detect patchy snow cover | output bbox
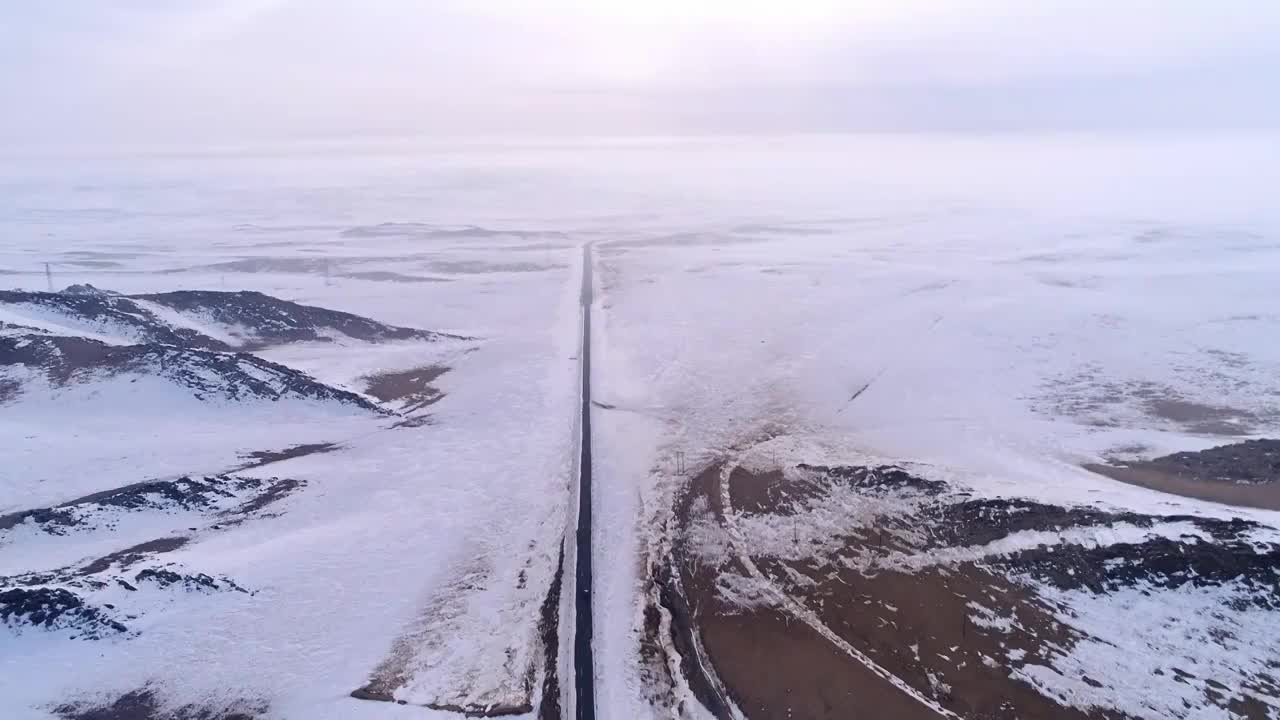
[867,520,1213,573]
[3,134,1280,718]
[127,296,252,348]
[1015,582,1280,718]
[0,290,222,349]
[583,136,1280,717]
[256,338,473,401]
[0,301,140,345]
[0,474,304,576]
[652,434,1280,718]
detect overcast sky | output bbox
[3,1,1279,144]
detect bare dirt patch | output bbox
[1085,466,1280,511]
[1146,398,1256,436]
[1087,438,1280,510]
[237,442,341,469]
[1040,373,1271,436]
[655,457,1279,719]
[221,479,305,518]
[363,365,449,413]
[1128,438,1280,484]
[662,464,1103,720]
[726,466,821,515]
[79,537,190,576]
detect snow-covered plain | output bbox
[584,136,1280,718]
[3,134,1280,718]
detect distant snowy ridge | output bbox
[134,289,468,348]
[0,286,464,351]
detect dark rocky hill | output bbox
[0,333,385,411]
[0,286,463,351]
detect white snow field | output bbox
[0,141,585,718]
[2,134,1280,718]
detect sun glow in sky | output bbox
[459,0,907,81]
[511,0,854,24]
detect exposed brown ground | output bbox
[1085,463,1280,510]
[665,466,943,719]
[1146,398,1255,436]
[661,463,1137,720]
[1087,438,1280,510]
[79,537,190,576]
[222,478,305,517]
[363,365,449,413]
[761,559,1128,720]
[695,606,939,720]
[236,442,341,469]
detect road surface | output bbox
[574,243,596,719]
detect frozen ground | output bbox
[3,134,1280,718]
[0,141,585,718]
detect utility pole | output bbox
[45,262,53,292]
